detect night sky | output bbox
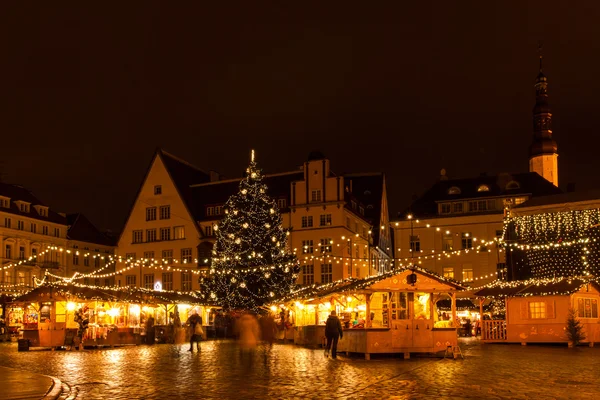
[2,3,599,233]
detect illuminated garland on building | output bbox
[506,209,600,278]
[198,152,299,310]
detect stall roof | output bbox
[13,283,208,305]
[473,277,600,298]
[277,267,465,303]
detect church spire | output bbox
[529,44,559,187]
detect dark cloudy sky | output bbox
[1,2,599,232]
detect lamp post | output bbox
[407,214,417,285]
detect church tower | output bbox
[529,51,559,187]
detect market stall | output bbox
[274,267,465,359]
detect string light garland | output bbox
[198,151,299,311]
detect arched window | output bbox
[364,190,371,196]
[448,186,461,195]
[477,184,490,192]
[506,181,520,190]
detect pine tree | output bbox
[565,307,585,346]
[199,151,299,311]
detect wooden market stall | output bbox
[474,277,600,346]
[275,267,465,359]
[12,282,210,350]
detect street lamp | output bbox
[407,214,417,285]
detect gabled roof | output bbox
[0,182,67,225]
[67,213,116,247]
[344,173,386,247]
[400,172,562,219]
[474,277,600,298]
[190,171,303,222]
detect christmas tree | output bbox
[199,150,299,311]
[565,307,585,346]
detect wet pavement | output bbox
[0,338,598,399]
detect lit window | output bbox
[529,302,546,319]
[462,268,473,282]
[577,298,599,319]
[410,235,420,252]
[443,267,454,279]
[174,226,185,240]
[443,232,453,251]
[448,187,461,195]
[477,184,490,192]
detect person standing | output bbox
[259,314,277,349]
[146,314,155,345]
[325,310,343,359]
[186,310,202,352]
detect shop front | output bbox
[275,267,464,359]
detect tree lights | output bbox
[198,151,299,311]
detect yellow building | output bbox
[0,183,68,294]
[118,149,392,290]
[391,171,561,287]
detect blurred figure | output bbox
[325,310,343,359]
[146,314,155,345]
[186,310,203,352]
[259,314,277,349]
[237,312,261,350]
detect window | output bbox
[181,248,192,263]
[206,207,214,216]
[132,230,143,243]
[346,217,351,229]
[461,232,472,249]
[4,218,10,229]
[301,216,313,228]
[453,202,463,213]
[319,214,332,226]
[17,221,24,230]
[54,228,60,237]
[159,205,171,220]
[181,272,192,291]
[84,278,90,286]
[529,302,546,319]
[577,298,598,319]
[462,268,473,282]
[126,275,136,287]
[73,252,79,266]
[162,250,173,264]
[477,184,490,192]
[42,226,48,235]
[277,199,287,209]
[351,200,357,210]
[506,181,520,190]
[174,226,185,240]
[302,240,314,254]
[443,267,454,279]
[496,230,503,238]
[162,272,173,291]
[146,207,157,221]
[154,185,162,195]
[390,292,410,320]
[19,203,30,212]
[321,263,333,283]
[0,198,8,208]
[160,227,171,241]
[19,246,25,260]
[94,255,100,267]
[355,246,359,259]
[146,229,157,242]
[468,201,478,212]
[205,226,213,236]
[311,190,322,202]
[320,238,332,253]
[125,253,136,262]
[18,272,25,285]
[477,200,488,211]
[302,264,314,285]
[359,206,365,215]
[104,278,110,287]
[94,278,100,286]
[84,255,90,267]
[143,251,155,261]
[448,186,461,195]
[443,232,453,251]
[410,235,420,252]
[31,248,37,259]
[144,274,154,289]
[214,206,222,215]
[31,223,36,233]
[440,203,451,214]
[514,197,528,205]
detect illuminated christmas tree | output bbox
[199,151,299,310]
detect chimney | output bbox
[209,171,220,182]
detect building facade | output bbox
[117,150,392,291]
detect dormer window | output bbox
[0,196,10,208]
[506,181,520,190]
[448,187,461,195]
[477,184,490,192]
[34,205,49,217]
[15,201,31,213]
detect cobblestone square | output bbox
[0,338,598,399]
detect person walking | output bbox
[325,310,343,359]
[186,310,203,352]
